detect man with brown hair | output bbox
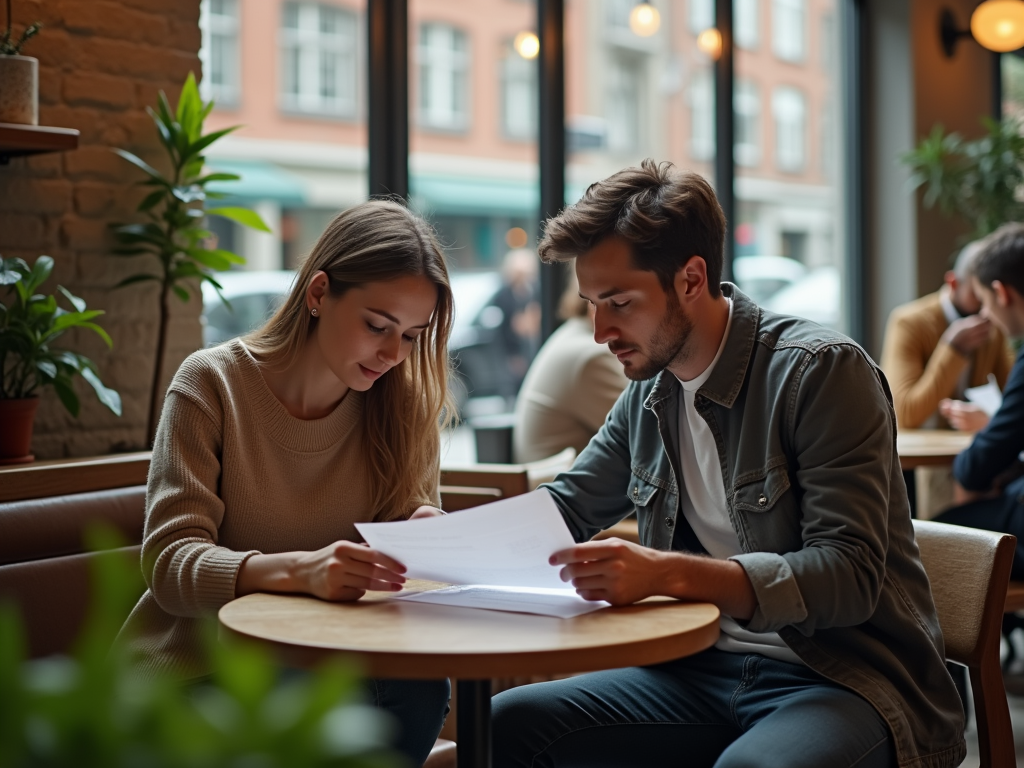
[492,160,964,768]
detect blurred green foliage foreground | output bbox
[0,526,401,768]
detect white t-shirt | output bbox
[674,299,803,665]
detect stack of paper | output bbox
[355,489,608,618]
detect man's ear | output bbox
[673,255,708,305]
[943,270,958,292]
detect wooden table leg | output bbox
[456,679,491,768]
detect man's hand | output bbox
[551,538,758,619]
[551,538,668,605]
[939,399,990,432]
[943,315,991,356]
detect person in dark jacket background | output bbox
[936,221,1024,577]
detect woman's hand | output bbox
[237,542,408,602]
[939,399,990,433]
[409,505,446,519]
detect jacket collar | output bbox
[644,282,759,411]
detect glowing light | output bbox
[971,0,1024,52]
[629,3,661,36]
[505,227,528,249]
[514,31,539,60]
[696,28,723,60]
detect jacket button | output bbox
[758,494,768,507]
[633,486,639,499]
[665,517,674,528]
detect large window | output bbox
[773,86,806,172]
[689,68,715,161]
[417,23,469,132]
[199,0,240,106]
[773,0,806,62]
[280,3,359,117]
[734,79,761,167]
[606,54,643,152]
[689,0,714,34]
[735,0,760,49]
[501,40,536,140]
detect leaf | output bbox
[180,126,238,164]
[35,359,57,380]
[57,286,87,313]
[115,274,161,289]
[172,285,191,303]
[206,207,272,233]
[138,189,167,213]
[81,366,123,416]
[113,148,164,182]
[195,172,241,185]
[26,255,54,294]
[186,247,244,272]
[52,377,80,417]
[0,257,29,285]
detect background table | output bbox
[897,428,973,470]
[220,582,720,768]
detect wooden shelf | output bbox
[0,451,151,502]
[0,122,79,164]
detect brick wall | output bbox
[0,0,203,457]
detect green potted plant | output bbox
[0,255,122,464]
[901,116,1024,241]
[0,526,399,768]
[113,72,269,445]
[0,0,42,125]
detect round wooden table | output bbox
[220,582,720,768]
[897,428,973,470]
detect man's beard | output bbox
[610,292,694,381]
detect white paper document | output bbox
[355,489,608,618]
[965,374,1003,417]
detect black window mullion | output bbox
[367,0,409,200]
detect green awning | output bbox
[204,159,306,206]
[411,175,538,217]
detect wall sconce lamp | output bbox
[514,30,539,60]
[697,27,723,60]
[629,3,661,37]
[941,1,1024,57]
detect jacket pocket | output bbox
[626,472,660,544]
[733,464,791,513]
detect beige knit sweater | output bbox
[117,339,439,679]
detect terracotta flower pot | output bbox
[0,55,39,125]
[0,397,39,465]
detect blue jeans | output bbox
[366,677,450,766]
[492,649,894,768]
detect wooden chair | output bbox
[913,520,1017,768]
[439,448,576,511]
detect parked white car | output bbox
[763,266,842,329]
[732,255,807,305]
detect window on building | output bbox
[689,68,714,161]
[606,0,635,29]
[773,86,806,172]
[280,3,358,117]
[734,78,761,167]
[689,0,714,34]
[735,0,760,50]
[606,54,643,152]
[199,0,240,106]
[772,0,806,62]
[501,41,537,140]
[417,23,469,132]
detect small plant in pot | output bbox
[0,0,42,125]
[0,255,122,464]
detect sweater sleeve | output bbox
[142,389,259,618]
[880,312,967,428]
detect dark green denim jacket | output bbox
[543,284,966,768]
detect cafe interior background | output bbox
[2,0,1024,764]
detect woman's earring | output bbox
[310,308,318,317]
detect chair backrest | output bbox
[912,519,1016,768]
[439,448,577,511]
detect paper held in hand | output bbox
[355,489,609,618]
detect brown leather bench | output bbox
[0,484,147,657]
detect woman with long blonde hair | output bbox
[119,200,455,764]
